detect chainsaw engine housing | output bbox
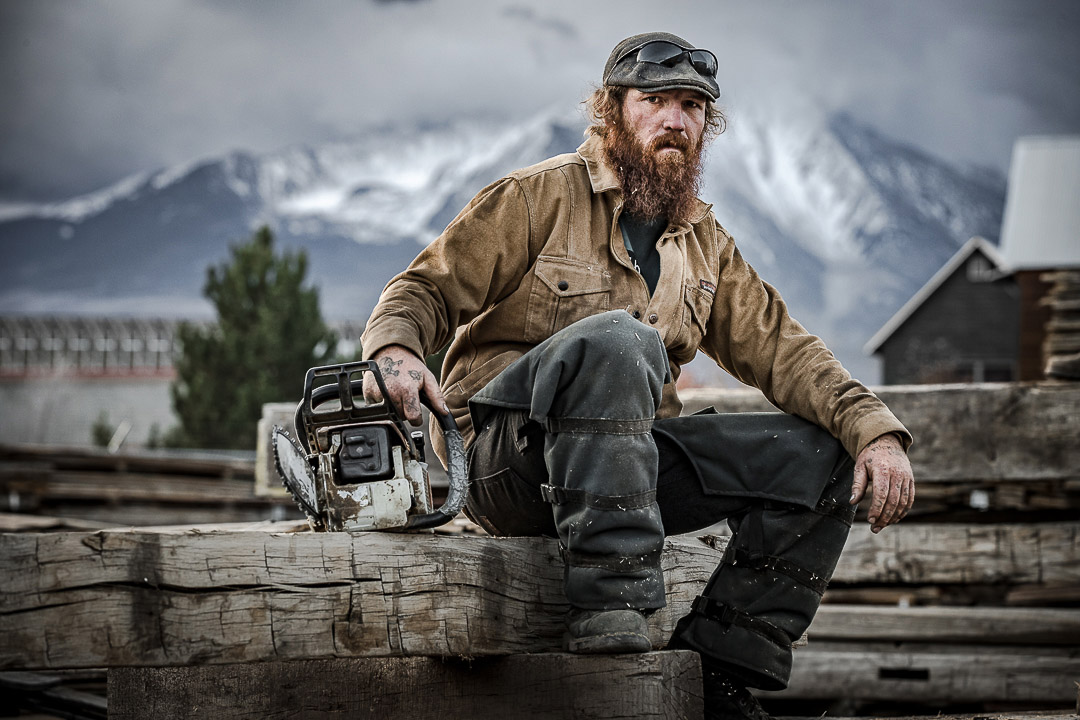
[274,361,458,533]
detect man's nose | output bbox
[662,105,686,133]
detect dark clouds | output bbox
[2,0,1078,201]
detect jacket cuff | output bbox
[360,318,426,363]
[848,412,913,459]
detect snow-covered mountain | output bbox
[0,106,1004,382]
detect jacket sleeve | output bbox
[361,177,532,362]
[699,223,911,459]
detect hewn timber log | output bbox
[760,643,1080,703]
[680,382,1080,483]
[702,521,1080,586]
[108,652,703,720]
[807,605,1080,645]
[0,528,720,670]
[3,523,1079,670]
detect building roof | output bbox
[864,236,1007,355]
[999,136,1080,270]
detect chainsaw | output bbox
[272,360,469,532]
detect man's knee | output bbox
[553,310,668,377]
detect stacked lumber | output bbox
[683,382,1080,710]
[0,443,301,526]
[2,522,1078,708]
[3,383,1078,715]
[1042,270,1080,379]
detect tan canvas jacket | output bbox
[361,134,911,462]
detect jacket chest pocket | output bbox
[524,256,612,343]
[679,281,714,352]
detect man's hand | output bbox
[363,345,448,426]
[850,433,915,534]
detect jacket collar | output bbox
[576,134,713,225]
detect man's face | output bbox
[621,88,707,159]
[601,86,708,223]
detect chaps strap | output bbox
[540,484,657,510]
[691,596,791,649]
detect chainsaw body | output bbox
[273,361,469,532]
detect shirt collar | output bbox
[576,133,713,225]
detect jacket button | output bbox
[648,313,658,324]
[557,280,569,291]
[632,310,641,319]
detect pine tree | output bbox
[170,227,335,449]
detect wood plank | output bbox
[3,472,284,503]
[808,605,1080,645]
[0,530,721,670]
[0,513,112,533]
[4,523,1079,670]
[760,646,1080,703]
[0,443,254,479]
[680,382,1080,482]
[108,652,703,720]
[707,521,1080,586]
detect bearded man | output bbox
[360,32,915,720]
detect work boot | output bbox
[563,607,652,654]
[702,663,771,720]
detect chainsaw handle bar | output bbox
[300,361,469,531]
[404,410,468,530]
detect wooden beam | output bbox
[808,605,1080,645]
[107,652,703,720]
[0,529,720,670]
[760,644,1080,703]
[719,521,1079,586]
[680,382,1080,483]
[3,523,1077,670]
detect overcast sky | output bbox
[2,0,1078,201]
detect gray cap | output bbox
[603,32,720,101]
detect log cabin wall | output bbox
[1015,269,1054,380]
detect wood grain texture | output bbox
[107,652,703,720]
[833,522,1080,585]
[808,605,1080,645]
[4,523,1077,670]
[680,382,1080,483]
[0,529,720,670]
[760,644,1080,703]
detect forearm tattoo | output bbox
[408,370,423,383]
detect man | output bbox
[361,32,914,720]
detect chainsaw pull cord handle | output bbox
[404,406,469,530]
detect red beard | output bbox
[602,117,706,224]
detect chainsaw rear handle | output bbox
[299,361,469,531]
[404,408,469,530]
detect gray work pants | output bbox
[466,311,854,690]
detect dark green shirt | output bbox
[618,213,666,296]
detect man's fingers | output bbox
[850,461,867,505]
[868,466,889,532]
[362,373,384,406]
[880,469,903,527]
[422,370,449,416]
[400,388,424,426]
[901,474,915,519]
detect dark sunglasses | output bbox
[620,40,718,78]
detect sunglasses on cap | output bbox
[618,40,718,79]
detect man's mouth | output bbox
[651,135,690,154]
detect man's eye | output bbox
[645,96,661,103]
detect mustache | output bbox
[649,132,693,153]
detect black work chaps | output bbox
[466,311,855,691]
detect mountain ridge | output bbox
[0,107,1006,382]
